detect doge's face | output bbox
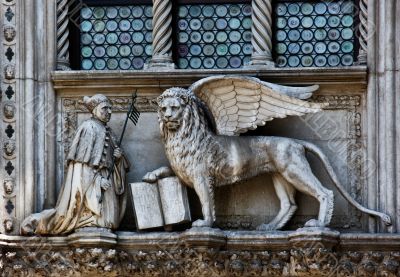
[159,97,184,131]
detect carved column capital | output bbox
[246,0,275,68]
[145,0,175,69]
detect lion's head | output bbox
[157,88,190,132]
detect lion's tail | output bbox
[296,139,392,226]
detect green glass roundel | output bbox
[203,57,215,69]
[229,31,241,42]
[243,44,253,55]
[132,6,143,18]
[81,21,92,32]
[301,43,313,54]
[178,6,188,17]
[328,42,340,53]
[94,21,105,32]
[288,3,300,15]
[82,59,93,70]
[276,56,287,67]
[341,54,353,66]
[145,45,152,56]
[276,4,287,16]
[301,17,313,28]
[93,7,105,19]
[119,20,131,31]
[189,5,201,17]
[81,7,92,19]
[81,34,92,45]
[145,32,152,43]
[229,44,241,55]
[190,32,201,43]
[301,30,313,41]
[178,58,189,69]
[301,3,313,15]
[190,57,201,69]
[341,28,353,40]
[229,5,241,16]
[190,44,202,55]
[216,32,228,43]
[301,56,313,67]
[203,45,215,56]
[341,41,354,53]
[288,56,300,67]
[94,59,106,70]
[203,32,215,43]
[119,45,131,57]
[178,32,189,43]
[81,46,93,58]
[314,16,327,28]
[145,19,152,30]
[328,55,340,66]
[106,46,118,57]
[190,19,201,30]
[216,5,228,17]
[314,42,327,54]
[216,57,228,68]
[120,58,132,70]
[144,6,152,17]
[202,6,214,17]
[132,19,144,31]
[277,18,287,29]
[328,16,340,28]
[314,3,327,14]
[314,29,327,40]
[93,34,105,45]
[342,15,354,27]
[216,44,228,56]
[106,21,118,32]
[106,7,118,19]
[243,31,252,42]
[315,55,327,67]
[203,19,214,30]
[132,32,144,43]
[287,17,300,28]
[119,7,131,18]
[328,2,340,14]
[229,18,241,29]
[107,59,118,70]
[106,33,118,44]
[276,43,287,54]
[288,43,300,54]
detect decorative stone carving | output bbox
[144,76,391,230]
[4,64,15,79]
[3,139,15,157]
[3,178,14,194]
[3,102,15,120]
[21,95,130,235]
[3,218,13,232]
[3,25,15,42]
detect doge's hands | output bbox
[100,177,112,191]
[113,147,123,160]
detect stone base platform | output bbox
[1,228,400,276]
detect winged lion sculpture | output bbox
[144,76,391,230]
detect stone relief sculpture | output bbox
[144,76,391,230]
[21,94,130,235]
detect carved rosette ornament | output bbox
[146,0,175,69]
[56,0,70,70]
[248,0,274,68]
[357,0,368,64]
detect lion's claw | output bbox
[142,172,158,183]
[192,219,212,228]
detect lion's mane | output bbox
[158,88,227,221]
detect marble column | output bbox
[366,0,400,233]
[145,0,175,69]
[56,0,70,70]
[357,0,368,65]
[247,0,275,68]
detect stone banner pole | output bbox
[146,0,175,69]
[247,0,275,68]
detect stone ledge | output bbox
[52,67,367,95]
[1,229,400,276]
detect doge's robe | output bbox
[21,118,130,235]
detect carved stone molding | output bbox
[56,0,70,70]
[357,0,368,65]
[1,230,400,276]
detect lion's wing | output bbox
[189,75,327,136]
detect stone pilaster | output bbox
[247,0,275,68]
[357,0,368,65]
[145,0,175,69]
[56,0,70,70]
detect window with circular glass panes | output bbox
[80,5,153,70]
[176,4,253,69]
[274,1,355,68]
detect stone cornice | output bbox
[51,67,368,94]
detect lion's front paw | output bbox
[142,172,158,183]
[304,219,323,228]
[192,219,212,228]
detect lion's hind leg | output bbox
[281,162,334,228]
[257,174,297,231]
